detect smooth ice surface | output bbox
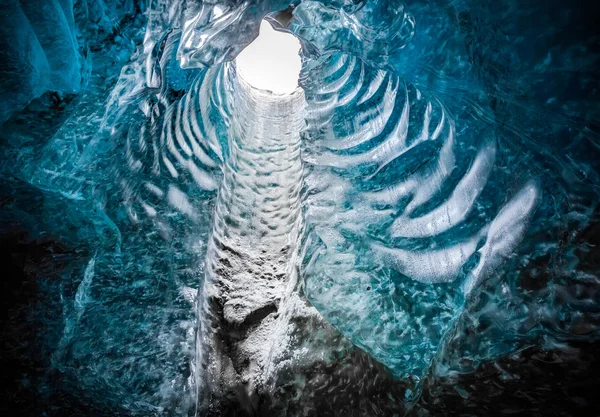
[235,20,301,94]
[178,0,292,68]
[291,0,415,64]
[0,0,82,123]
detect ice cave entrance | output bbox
[235,19,301,95]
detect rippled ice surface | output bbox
[0,0,599,416]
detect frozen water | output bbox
[299,52,540,378]
[1,0,599,416]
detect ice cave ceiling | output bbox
[0,1,599,416]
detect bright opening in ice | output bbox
[235,20,301,95]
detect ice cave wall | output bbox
[0,1,599,416]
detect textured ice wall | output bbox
[299,51,539,380]
[1,1,220,414]
[198,64,306,411]
[1,0,599,416]
[195,62,412,417]
[178,0,599,405]
[0,0,82,122]
[0,0,142,123]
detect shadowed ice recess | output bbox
[0,1,599,416]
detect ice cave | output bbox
[1,1,599,416]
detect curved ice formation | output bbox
[291,0,415,64]
[178,0,292,69]
[185,19,540,409]
[107,26,228,239]
[72,2,540,411]
[5,0,598,416]
[195,61,409,416]
[300,53,540,378]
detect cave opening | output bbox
[235,19,302,95]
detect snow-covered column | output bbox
[197,61,305,413]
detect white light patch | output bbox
[235,20,301,95]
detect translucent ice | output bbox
[299,53,540,379]
[0,0,82,122]
[1,0,599,416]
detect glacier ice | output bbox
[299,51,540,379]
[291,0,415,64]
[1,0,599,416]
[0,0,82,123]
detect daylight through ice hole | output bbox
[235,20,302,95]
